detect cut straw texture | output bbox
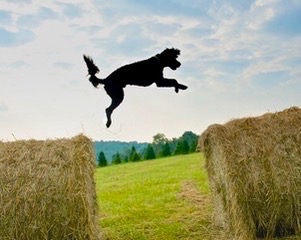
[0,134,100,240]
[199,107,301,240]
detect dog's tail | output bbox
[83,54,104,88]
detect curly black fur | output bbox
[83,48,187,128]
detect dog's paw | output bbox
[106,121,111,128]
[175,84,187,93]
[178,84,188,90]
[105,109,112,128]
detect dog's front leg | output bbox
[156,78,188,93]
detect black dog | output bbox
[83,48,188,128]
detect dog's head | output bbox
[158,48,181,70]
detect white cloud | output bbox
[0,28,34,47]
[0,0,300,141]
[0,102,8,112]
[254,0,279,8]
[247,4,276,30]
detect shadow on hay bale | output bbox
[0,134,101,240]
[199,107,301,240]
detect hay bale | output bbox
[0,134,100,240]
[199,107,301,240]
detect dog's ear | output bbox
[161,48,181,58]
[170,48,180,58]
[173,48,180,57]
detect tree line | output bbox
[97,131,199,167]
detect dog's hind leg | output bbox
[104,85,124,128]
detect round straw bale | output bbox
[0,134,101,240]
[199,107,301,239]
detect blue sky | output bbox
[0,0,300,142]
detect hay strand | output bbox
[199,107,301,239]
[0,134,100,240]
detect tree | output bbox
[144,144,156,160]
[181,131,199,153]
[98,151,108,167]
[152,133,168,145]
[175,140,190,155]
[189,139,198,153]
[129,146,141,162]
[160,142,171,157]
[152,133,168,156]
[169,137,178,155]
[181,140,190,154]
[112,152,122,165]
[123,154,129,163]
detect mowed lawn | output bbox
[95,154,301,240]
[95,153,215,240]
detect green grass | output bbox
[95,153,216,240]
[95,153,301,240]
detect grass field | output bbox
[95,153,301,240]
